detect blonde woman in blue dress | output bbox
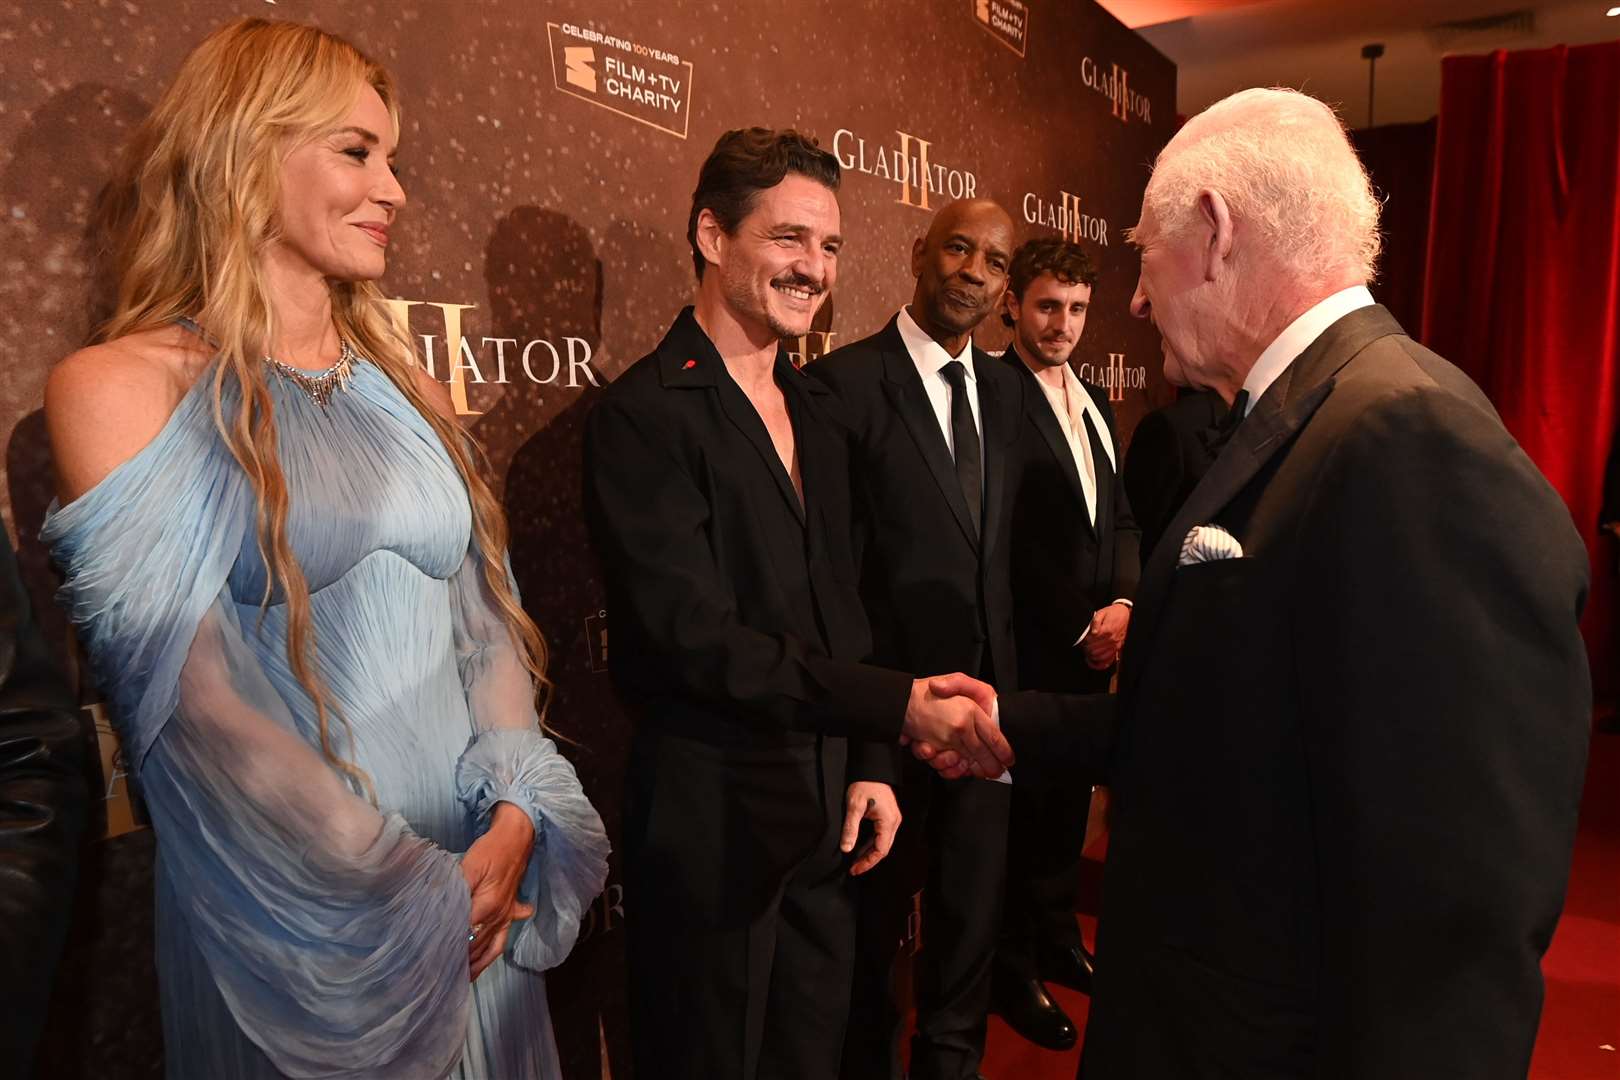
[41,18,608,1079]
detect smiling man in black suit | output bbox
[812,198,1025,1080]
[583,129,1012,1080]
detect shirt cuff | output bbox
[989,697,1011,785]
[1075,599,1134,646]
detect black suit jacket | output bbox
[1067,305,1591,1079]
[583,308,911,773]
[810,317,1023,690]
[1120,390,1226,565]
[1003,345,1140,693]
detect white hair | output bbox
[1140,88,1381,287]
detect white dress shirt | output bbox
[1021,356,1120,527]
[1242,285,1375,415]
[896,306,982,480]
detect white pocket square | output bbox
[1179,524,1244,566]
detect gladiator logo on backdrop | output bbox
[380,299,603,416]
[972,0,1028,57]
[1077,351,1147,403]
[833,129,979,211]
[1023,190,1110,246]
[547,21,693,139]
[1081,57,1152,124]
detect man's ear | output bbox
[1195,188,1234,282]
[695,208,727,274]
[910,236,926,279]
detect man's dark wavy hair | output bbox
[687,127,840,280]
[1001,236,1098,326]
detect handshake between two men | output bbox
[901,673,1021,782]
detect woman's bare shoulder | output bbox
[45,325,216,502]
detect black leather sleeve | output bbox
[0,526,88,1065]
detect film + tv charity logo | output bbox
[972,0,1028,57]
[548,21,694,139]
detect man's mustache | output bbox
[772,274,825,294]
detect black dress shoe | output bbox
[991,975,1077,1051]
[1037,942,1097,995]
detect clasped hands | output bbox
[900,673,1011,782]
[1084,602,1130,670]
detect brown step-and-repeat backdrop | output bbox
[0,1,1174,1075]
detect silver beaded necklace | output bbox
[176,316,358,408]
[263,339,357,407]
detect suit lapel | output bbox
[881,335,980,549]
[783,362,834,523]
[1083,411,1110,542]
[715,361,806,525]
[658,309,805,525]
[1006,349,1091,519]
[1119,304,1407,694]
[1119,378,1333,692]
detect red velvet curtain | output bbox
[1422,42,1620,711]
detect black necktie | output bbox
[941,360,982,536]
[1201,389,1250,455]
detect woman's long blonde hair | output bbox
[97,17,550,798]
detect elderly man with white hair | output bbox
[995,86,1592,1079]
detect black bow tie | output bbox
[1199,390,1250,455]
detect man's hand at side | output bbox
[840,781,901,875]
[1084,602,1131,669]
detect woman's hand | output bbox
[840,781,901,876]
[461,802,536,980]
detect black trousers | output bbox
[997,656,1110,981]
[626,729,856,1080]
[842,757,1012,1080]
[997,775,1092,980]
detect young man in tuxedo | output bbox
[811,198,1024,1080]
[993,237,1139,1050]
[582,129,1012,1080]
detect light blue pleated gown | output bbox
[43,355,609,1080]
